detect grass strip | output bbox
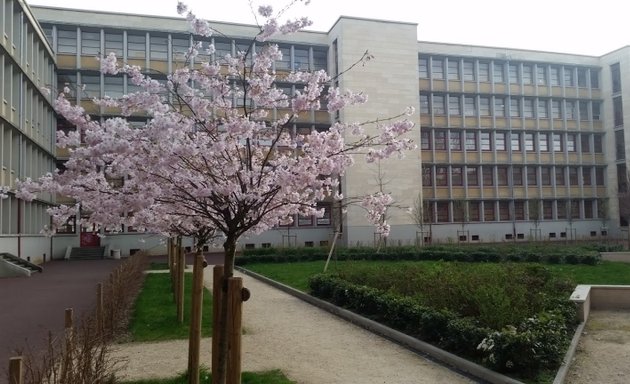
[121,368,295,384]
[129,272,212,341]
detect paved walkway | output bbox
[113,268,475,384]
[0,259,123,383]
[565,310,630,384]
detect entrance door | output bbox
[80,220,100,247]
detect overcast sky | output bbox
[28,0,630,56]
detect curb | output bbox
[552,321,585,384]
[236,266,524,384]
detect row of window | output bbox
[420,93,600,120]
[419,56,600,88]
[422,165,606,187]
[3,0,55,88]
[421,130,604,154]
[42,24,328,71]
[0,195,52,234]
[426,199,602,223]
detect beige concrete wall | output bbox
[328,17,421,243]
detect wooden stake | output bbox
[187,252,205,384]
[211,265,224,384]
[9,356,23,384]
[226,277,243,384]
[176,243,185,324]
[96,283,104,335]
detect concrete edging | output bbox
[552,321,586,384]
[236,266,524,384]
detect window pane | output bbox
[465,131,477,151]
[494,97,506,117]
[81,30,100,55]
[449,96,461,115]
[419,57,428,78]
[479,62,489,82]
[432,58,444,79]
[479,97,490,116]
[433,95,445,115]
[467,167,478,186]
[480,132,491,151]
[539,133,548,152]
[495,132,506,151]
[127,33,146,58]
[493,63,504,83]
[538,100,548,118]
[463,61,474,81]
[435,130,447,150]
[511,133,520,151]
[448,60,459,80]
[464,96,476,116]
[449,131,461,151]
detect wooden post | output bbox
[9,357,23,384]
[211,265,224,384]
[96,283,104,335]
[226,277,243,384]
[187,252,205,384]
[61,308,74,383]
[176,244,185,324]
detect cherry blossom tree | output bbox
[13,2,416,382]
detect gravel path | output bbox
[565,310,630,384]
[112,268,474,384]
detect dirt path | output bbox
[112,269,474,384]
[565,310,630,384]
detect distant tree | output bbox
[528,199,542,241]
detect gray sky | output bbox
[28,0,630,56]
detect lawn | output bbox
[121,369,295,384]
[243,259,630,292]
[129,272,213,341]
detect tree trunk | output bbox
[187,249,204,384]
[214,236,237,384]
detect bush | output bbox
[239,244,601,266]
[308,270,577,379]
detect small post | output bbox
[96,283,104,335]
[187,252,205,384]
[226,277,244,384]
[61,308,74,383]
[9,356,23,384]
[176,244,185,324]
[211,265,224,384]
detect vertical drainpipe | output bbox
[17,11,25,258]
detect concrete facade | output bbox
[5,3,630,260]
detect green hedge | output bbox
[308,274,577,377]
[237,244,604,266]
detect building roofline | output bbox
[328,15,417,33]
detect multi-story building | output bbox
[1,0,57,264]
[3,2,630,261]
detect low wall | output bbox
[569,285,630,322]
[601,252,630,262]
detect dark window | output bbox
[527,167,537,185]
[467,167,479,186]
[483,167,493,186]
[437,202,449,222]
[452,167,463,186]
[484,201,495,221]
[421,131,431,150]
[422,166,432,186]
[614,96,624,127]
[569,167,579,186]
[583,167,592,186]
[616,130,625,160]
[541,167,552,185]
[499,201,510,221]
[556,167,565,186]
[512,167,523,186]
[436,166,448,186]
[497,167,508,186]
[594,135,603,153]
[435,130,447,150]
[595,168,605,186]
[611,63,622,93]
[450,131,462,151]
